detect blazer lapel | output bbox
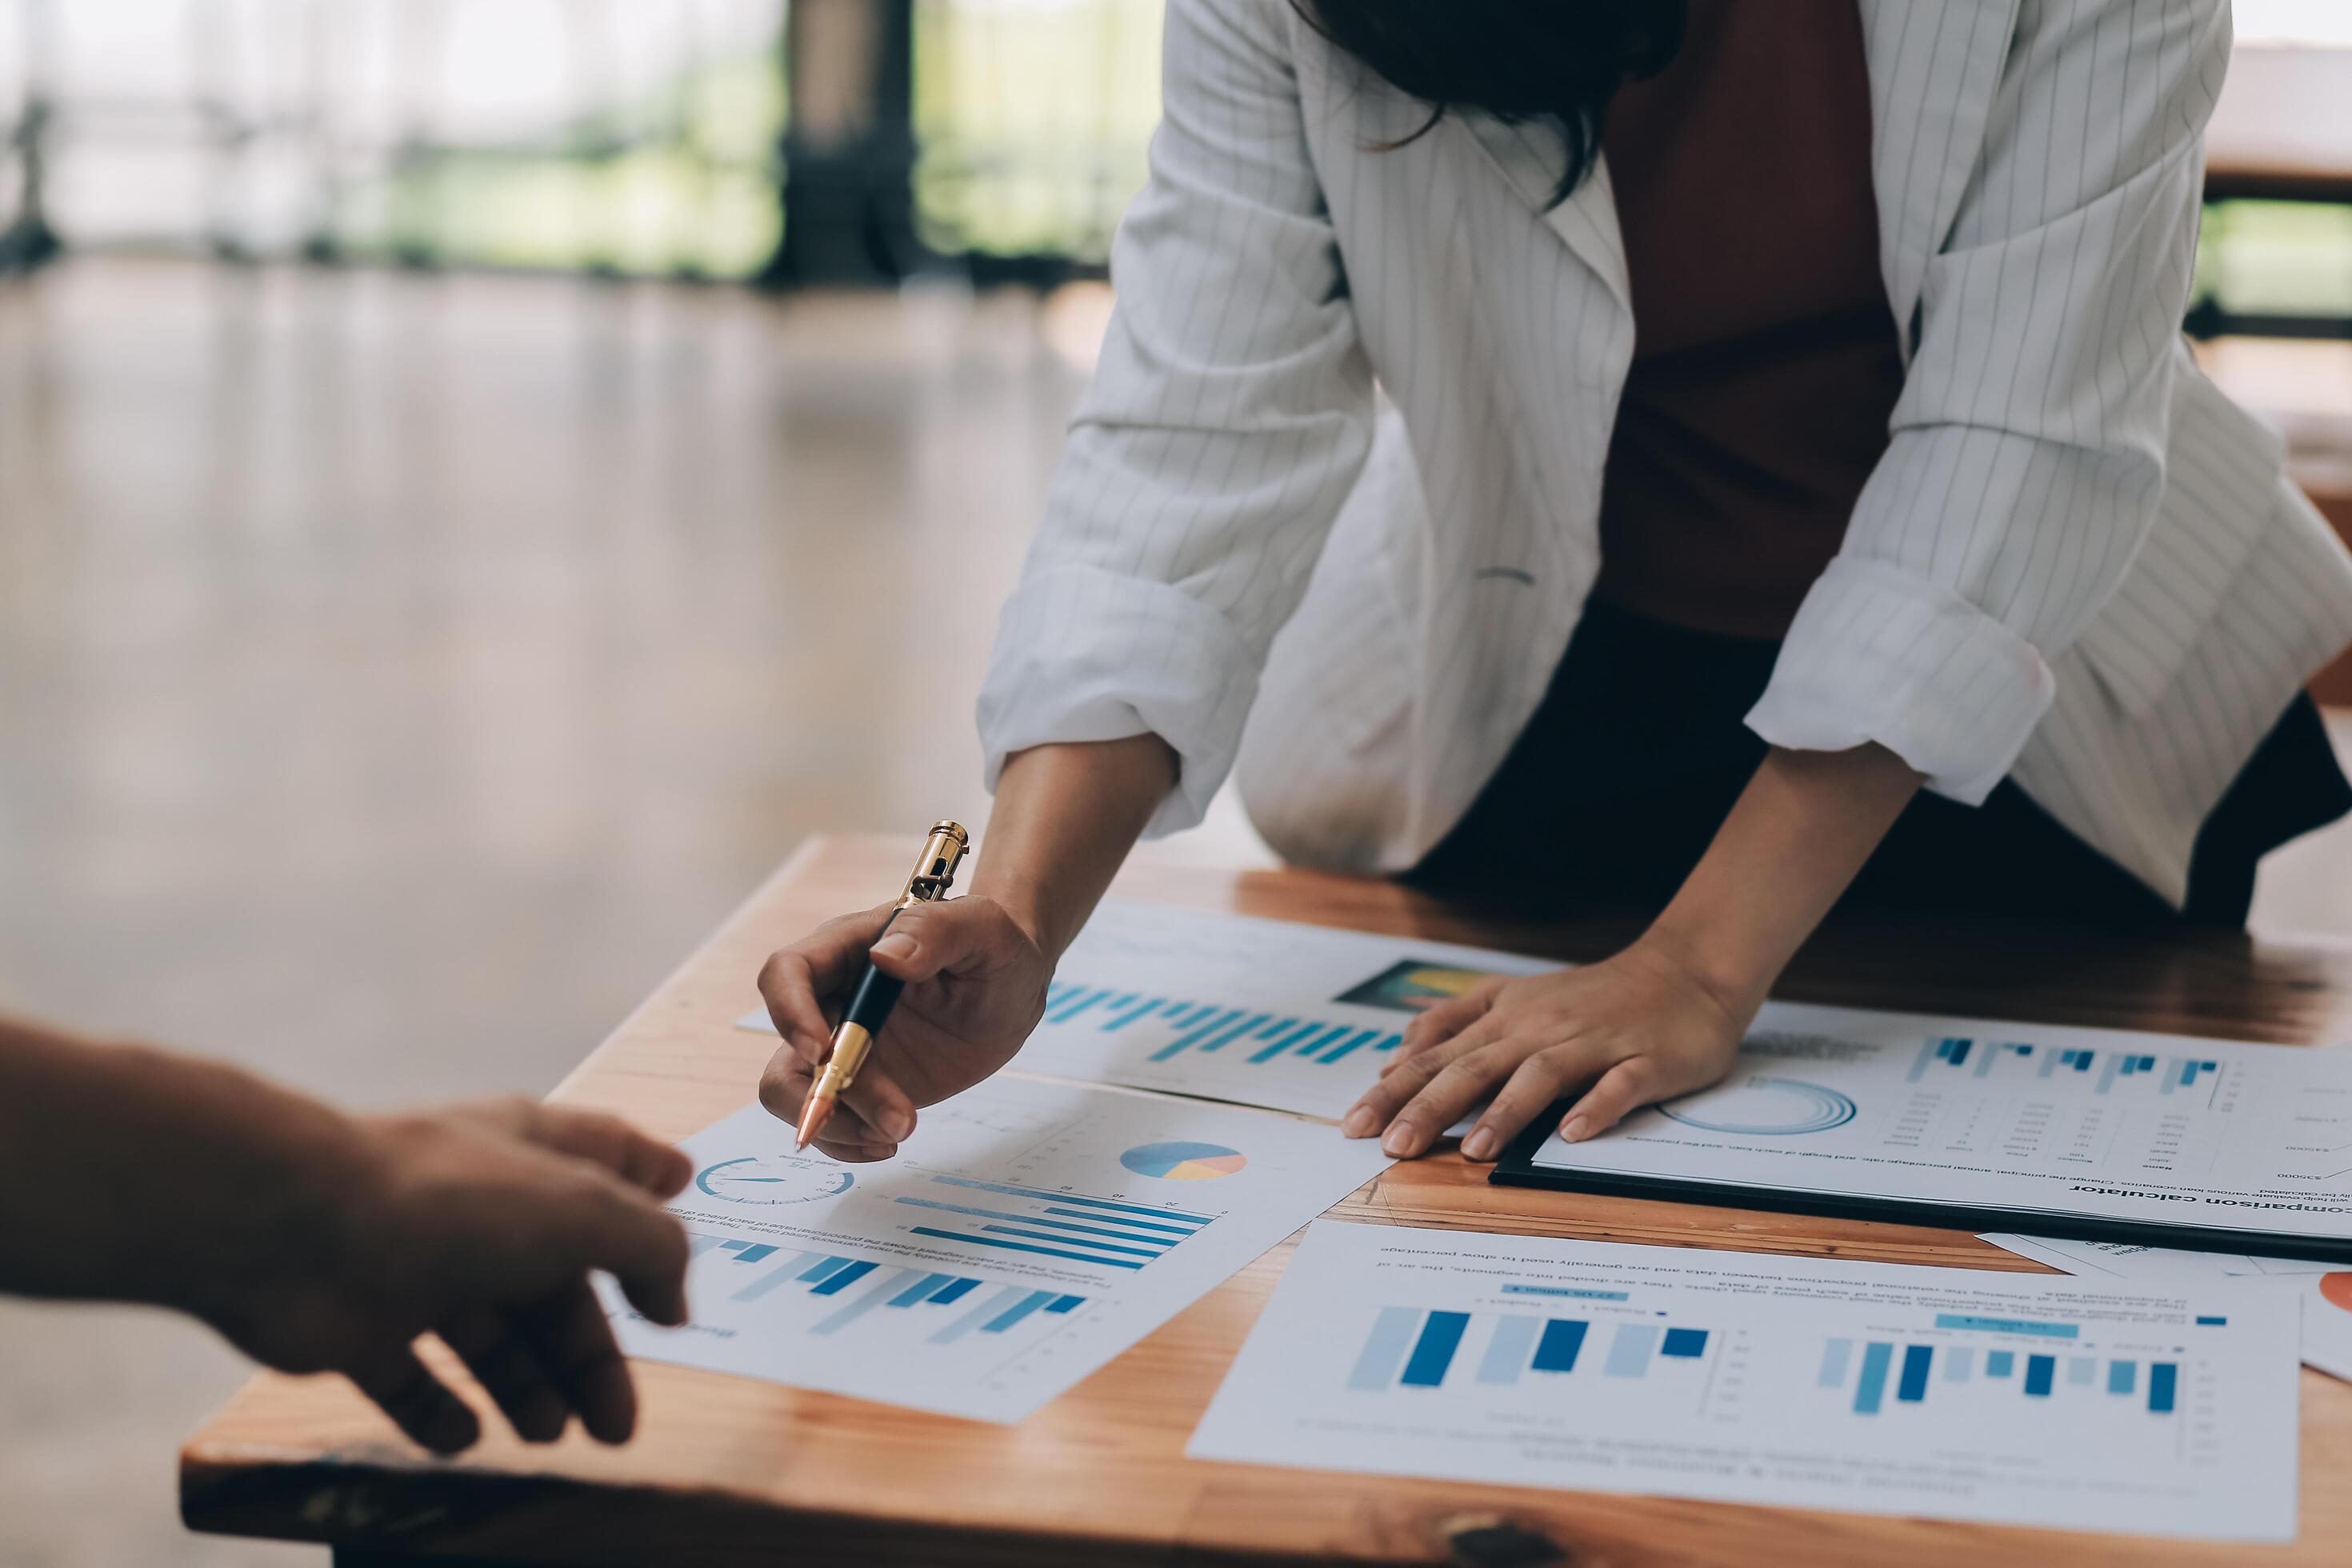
[1858,0,2019,349]
[1454,110,1633,316]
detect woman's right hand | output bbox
[755,896,1054,1162]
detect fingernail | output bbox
[872,934,916,962]
[1558,1117,1590,1144]
[884,1108,915,1140]
[1462,1126,1496,1162]
[1341,1106,1377,1138]
[1380,1119,1418,1158]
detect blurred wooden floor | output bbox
[0,258,2346,1566]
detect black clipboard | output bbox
[1490,1097,2352,1266]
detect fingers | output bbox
[517,1103,692,1198]
[1558,1055,1672,1143]
[1461,1043,1613,1162]
[1388,982,1504,1073]
[552,1175,690,1329]
[518,1278,641,1446]
[757,1047,916,1147]
[346,1344,481,1454]
[1342,1008,1509,1143]
[755,905,896,1058]
[863,896,1031,984]
[438,1303,568,1444]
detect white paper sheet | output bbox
[1526,998,2352,1253]
[1189,1220,2300,1542]
[1983,1231,2352,1382]
[604,1079,1392,1422]
[734,898,1551,1122]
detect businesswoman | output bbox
[758,0,2352,1165]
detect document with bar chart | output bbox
[1507,998,2352,1258]
[1983,1232,2352,1382]
[603,1080,1391,1422]
[736,899,1552,1120]
[1189,1221,2298,1540]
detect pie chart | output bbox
[1120,1141,1248,1181]
[1658,1076,1858,1136]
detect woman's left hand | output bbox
[1339,936,1756,1162]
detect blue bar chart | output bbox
[1039,981,1406,1067]
[1346,1303,1712,1392]
[1903,1036,2222,1097]
[893,1174,1216,1274]
[1815,1329,2180,1417]
[692,1230,1090,1341]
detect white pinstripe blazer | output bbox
[978,0,2352,906]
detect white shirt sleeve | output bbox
[974,0,1375,835]
[1747,0,2230,804]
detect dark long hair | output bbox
[1294,0,1688,202]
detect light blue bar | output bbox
[929,1284,1026,1346]
[1604,1324,1661,1378]
[1818,1337,1853,1387]
[2108,1359,2137,1395]
[730,1253,814,1302]
[1349,1306,1421,1391]
[1195,1013,1270,1053]
[2098,1054,2122,1094]
[1974,1045,1997,1078]
[932,1176,1213,1226]
[1042,1206,1191,1238]
[1502,1285,1630,1301]
[1854,1342,1894,1414]
[1477,1316,1542,1386]
[1934,1314,2079,1338]
[1986,1350,2015,1378]
[1906,1041,1938,1082]
[2038,1051,2061,1078]
[982,1289,1058,1334]
[1149,1009,1244,1062]
[888,1271,953,1307]
[1943,1346,1974,1382]
[798,1254,852,1283]
[689,1234,727,1258]
[1046,988,1106,1023]
[1253,1015,1297,1038]
[908,1226,1147,1269]
[2069,1356,2098,1386]
[810,1267,915,1335]
[1101,998,1165,1031]
[1374,1034,1403,1052]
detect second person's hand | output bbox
[756,896,1053,1162]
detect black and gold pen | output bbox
[794,820,970,1150]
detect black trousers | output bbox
[1410,598,2352,929]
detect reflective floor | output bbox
[0,259,2346,1566]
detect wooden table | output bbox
[182,835,2352,1566]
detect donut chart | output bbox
[1120,1141,1249,1181]
[1658,1077,1859,1136]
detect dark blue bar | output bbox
[1321,1027,1384,1063]
[1661,1328,1710,1359]
[1294,1023,1355,1056]
[980,1223,1161,1258]
[1247,1020,1322,1062]
[726,1242,778,1265]
[1399,1311,1470,1387]
[1854,1342,1894,1414]
[927,1277,980,1306]
[1045,1294,1086,1314]
[983,1289,1058,1334]
[1148,1009,1244,1062]
[1897,1344,1933,1402]
[797,1254,851,1282]
[1532,1318,1588,1373]
[2024,1354,2055,1396]
[1986,1350,2015,1378]
[2074,1054,2092,1071]
[810,1259,878,1296]
[2150,1362,2178,1414]
[932,1176,1213,1226]
[2195,1315,2227,1326]
[1101,998,1164,1031]
[1948,1040,1970,1066]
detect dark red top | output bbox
[1589,0,1904,639]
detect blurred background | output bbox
[2,2,2351,1562]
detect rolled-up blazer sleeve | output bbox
[1747,0,2229,804]
[975,0,1375,834]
